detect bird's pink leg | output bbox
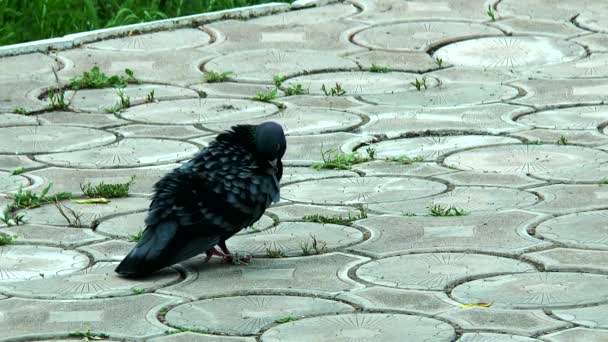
[203,245,226,263]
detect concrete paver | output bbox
[2,0,608,340]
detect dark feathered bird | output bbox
[115,122,286,277]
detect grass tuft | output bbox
[557,135,568,145]
[428,204,466,217]
[10,167,25,175]
[284,84,306,96]
[299,234,327,256]
[385,155,424,164]
[276,316,298,323]
[7,183,71,211]
[48,88,70,109]
[252,88,278,102]
[0,234,15,245]
[13,107,27,114]
[369,64,391,73]
[487,5,496,21]
[410,77,428,91]
[312,148,369,170]
[80,176,135,198]
[69,66,136,90]
[273,74,286,87]
[68,328,109,340]
[129,229,145,242]
[435,57,443,67]
[321,82,346,96]
[204,70,232,83]
[265,248,285,258]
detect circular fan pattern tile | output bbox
[357,253,534,290]
[0,171,28,192]
[204,49,358,82]
[451,272,608,308]
[434,36,586,68]
[261,313,455,342]
[368,186,539,215]
[165,295,354,335]
[226,222,363,257]
[366,135,520,161]
[444,145,608,175]
[121,98,277,125]
[0,245,89,282]
[0,126,116,154]
[459,333,543,342]
[201,108,363,135]
[35,138,199,168]
[516,106,608,129]
[353,21,501,51]
[87,28,212,51]
[283,72,437,95]
[281,177,447,205]
[536,210,608,250]
[0,262,178,299]
[362,82,518,107]
[577,8,608,33]
[97,212,148,238]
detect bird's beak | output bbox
[269,158,278,173]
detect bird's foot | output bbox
[204,246,226,263]
[222,252,253,265]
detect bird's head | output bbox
[255,122,286,166]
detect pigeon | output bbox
[115,122,286,277]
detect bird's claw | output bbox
[222,252,253,265]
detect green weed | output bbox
[129,229,145,242]
[557,135,568,145]
[0,209,27,226]
[13,107,27,114]
[312,148,369,170]
[428,204,466,217]
[273,74,286,87]
[369,64,391,73]
[204,70,232,83]
[435,57,443,67]
[265,248,285,258]
[487,5,496,21]
[68,328,109,341]
[48,88,70,109]
[146,89,155,103]
[321,82,346,96]
[252,88,278,102]
[0,234,15,245]
[276,316,298,323]
[385,155,424,164]
[7,183,72,211]
[284,84,306,95]
[410,77,428,91]
[300,234,327,256]
[10,167,25,175]
[69,66,135,90]
[54,201,83,227]
[132,288,145,295]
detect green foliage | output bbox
[487,5,496,21]
[369,64,391,73]
[54,200,82,227]
[435,57,443,67]
[1,209,27,226]
[80,175,135,198]
[68,328,109,341]
[410,77,428,91]
[402,211,416,216]
[265,248,285,258]
[10,167,25,175]
[428,204,466,217]
[321,82,346,96]
[7,183,72,211]
[0,234,15,245]
[385,155,424,164]
[599,178,608,184]
[0,0,292,46]
[129,229,145,242]
[146,89,155,103]
[284,84,306,95]
[273,74,286,87]
[365,147,376,159]
[132,288,145,295]
[204,70,232,82]
[557,135,568,145]
[312,148,369,170]
[68,66,135,90]
[252,88,278,102]
[276,316,298,323]
[48,88,70,109]
[13,107,27,114]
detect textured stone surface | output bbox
[0,125,116,154]
[530,185,608,213]
[165,295,354,334]
[1,224,105,247]
[338,287,458,315]
[0,245,89,282]
[542,328,608,342]
[516,106,608,130]
[535,210,608,250]
[524,248,608,273]
[149,332,256,342]
[510,79,608,109]
[87,28,212,51]
[459,333,543,342]
[553,305,608,328]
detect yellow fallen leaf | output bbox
[72,198,110,204]
[460,302,492,308]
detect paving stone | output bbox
[542,327,608,342]
[280,94,365,110]
[0,245,89,282]
[497,0,604,20]
[363,82,519,107]
[0,113,38,126]
[204,49,358,83]
[27,164,176,196]
[351,0,489,22]
[166,295,354,335]
[0,171,28,193]
[535,210,608,250]
[283,71,438,96]
[356,253,534,290]
[96,211,147,239]
[511,129,608,146]
[77,240,135,262]
[350,211,550,257]
[261,313,455,342]
[110,124,206,139]
[510,79,608,109]
[354,22,498,52]
[553,305,608,328]
[0,262,178,299]
[346,50,438,73]
[0,125,116,154]
[435,171,545,188]
[226,221,363,257]
[492,18,587,38]
[0,78,54,113]
[199,107,364,136]
[121,98,277,125]
[0,294,182,340]
[572,33,608,53]
[2,224,105,247]
[56,48,217,87]
[438,308,568,336]
[524,248,608,273]
[23,197,149,228]
[429,67,524,84]
[459,333,543,342]
[368,186,539,215]
[35,138,198,168]
[87,28,212,51]
[66,84,199,113]
[434,36,585,69]
[159,253,368,298]
[576,7,608,33]
[281,176,447,205]
[337,287,458,315]
[283,132,373,164]
[444,145,608,177]
[0,155,44,172]
[192,82,281,99]
[356,104,532,138]
[0,53,59,81]
[516,106,608,130]
[37,111,129,128]
[280,166,357,185]
[530,185,608,213]
[267,204,361,221]
[149,332,256,342]
[365,135,520,161]
[528,53,608,79]
[451,272,608,309]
